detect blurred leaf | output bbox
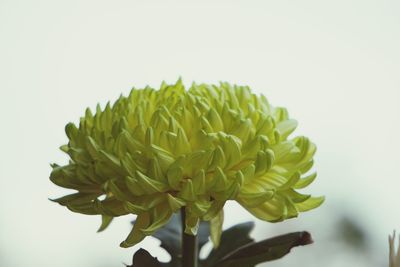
[337,217,367,250]
[128,248,161,267]
[213,231,313,267]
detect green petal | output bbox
[85,136,101,160]
[242,195,287,222]
[97,215,113,232]
[294,173,317,189]
[221,135,242,168]
[190,199,212,216]
[99,150,123,175]
[189,150,213,173]
[184,213,199,235]
[203,201,225,221]
[282,189,311,203]
[179,179,196,201]
[241,164,256,184]
[254,150,274,175]
[167,165,183,189]
[231,118,252,141]
[125,176,146,196]
[148,158,164,182]
[255,172,288,189]
[210,209,224,248]
[141,207,172,235]
[192,170,206,194]
[151,145,175,173]
[209,146,226,170]
[279,172,300,190]
[176,128,191,154]
[106,179,131,201]
[65,123,78,142]
[237,190,275,208]
[59,144,69,153]
[166,194,186,212]
[134,171,168,194]
[276,119,298,140]
[272,141,299,162]
[124,201,148,214]
[50,192,100,206]
[296,196,325,212]
[207,108,224,132]
[214,167,228,192]
[94,197,128,216]
[284,197,299,218]
[67,202,98,215]
[120,130,145,153]
[120,213,150,248]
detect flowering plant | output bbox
[50,80,323,266]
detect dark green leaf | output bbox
[127,248,161,267]
[203,222,254,267]
[215,231,313,267]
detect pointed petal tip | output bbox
[119,241,131,248]
[48,197,58,203]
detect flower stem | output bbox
[181,208,198,267]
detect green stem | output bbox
[181,208,198,267]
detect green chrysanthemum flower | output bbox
[50,80,324,248]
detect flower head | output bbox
[50,80,324,247]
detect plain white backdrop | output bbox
[1,1,399,266]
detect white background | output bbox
[0,1,399,266]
